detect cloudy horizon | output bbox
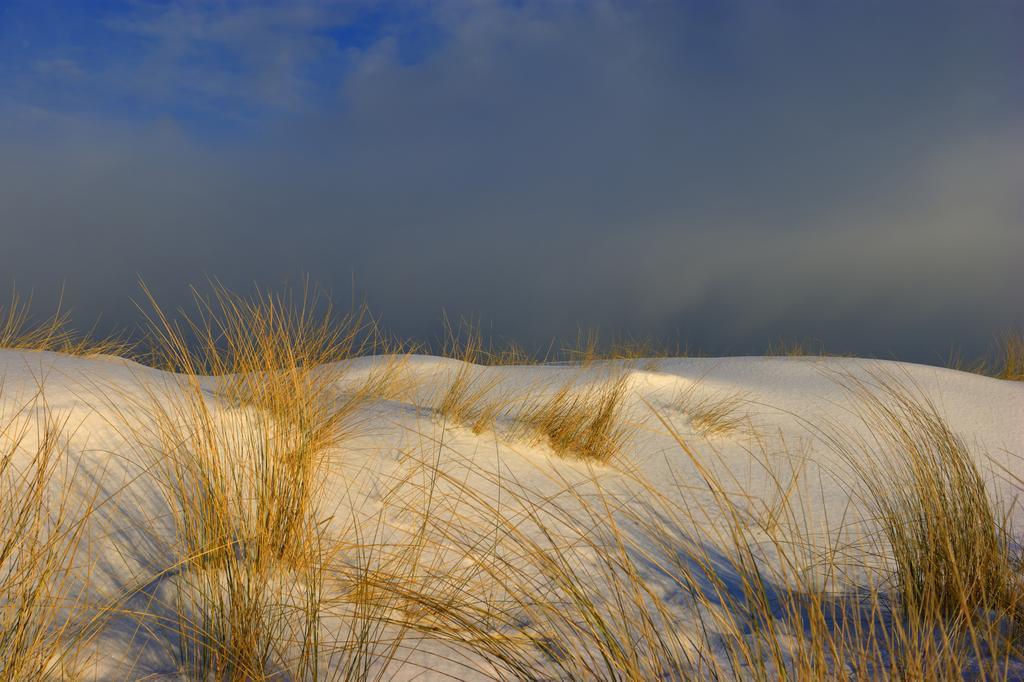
[2,1,1021,363]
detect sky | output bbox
[1,1,1022,362]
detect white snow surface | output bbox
[2,348,1023,679]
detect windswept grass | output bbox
[97,282,388,677]
[766,337,828,357]
[0,289,130,357]
[139,282,377,566]
[443,383,509,435]
[486,339,539,366]
[674,384,751,437]
[822,372,1024,654]
[436,315,543,367]
[403,382,1024,679]
[396,422,857,679]
[997,330,1024,381]
[944,345,991,376]
[3,281,1023,678]
[1,390,94,680]
[432,318,508,433]
[561,329,690,367]
[945,330,1024,382]
[435,366,506,434]
[513,371,633,463]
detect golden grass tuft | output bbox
[562,328,603,366]
[766,336,827,357]
[99,282,383,677]
[944,345,991,376]
[1,391,93,679]
[822,372,1024,642]
[0,289,131,357]
[674,384,751,437]
[434,366,506,434]
[561,329,690,367]
[432,317,509,433]
[512,371,633,463]
[485,339,539,366]
[139,281,373,567]
[996,330,1024,381]
[944,330,1024,382]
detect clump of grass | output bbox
[437,314,486,364]
[766,337,827,357]
[141,282,374,566]
[434,314,547,366]
[435,374,496,432]
[943,330,1024,381]
[1,391,93,679]
[406,424,850,679]
[0,288,130,357]
[167,526,328,678]
[513,372,633,463]
[484,339,543,366]
[359,354,420,403]
[435,367,507,434]
[674,385,751,437]
[422,390,1024,679]
[432,317,508,433]
[996,331,1024,381]
[103,282,382,677]
[822,371,1024,660]
[560,329,690,367]
[562,328,603,366]
[944,345,991,376]
[608,333,690,361]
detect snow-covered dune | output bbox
[2,348,1022,679]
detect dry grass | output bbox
[944,345,991,376]
[434,364,509,434]
[139,282,375,566]
[434,366,506,434]
[485,340,539,366]
[96,282,385,678]
[359,354,421,403]
[996,330,1024,381]
[512,371,634,463]
[406,381,1024,679]
[0,390,94,679]
[86,343,1024,678]
[3,282,1023,677]
[436,368,507,432]
[561,328,603,366]
[432,317,509,433]
[443,320,544,366]
[766,337,827,357]
[821,372,1024,654]
[607,334,691,361]
[438,324,687,367]
[394,425,847,679]
[0,289,130,357]
[674,384,751,437]
[561,329,690,367]
[944,330,1024,382]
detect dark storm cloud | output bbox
[1,1,1021,361]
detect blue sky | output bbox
[1,1,440,133]
[1,1,1022,360]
